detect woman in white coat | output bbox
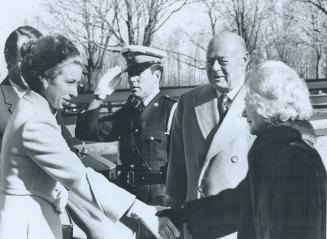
[0,34,178,239]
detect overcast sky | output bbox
[0,0,43,79]
[0,0,207,80]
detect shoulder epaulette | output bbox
[162,95,177,103]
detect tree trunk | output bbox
[177,54,181,86]
[143,24,153,46]
[316,52,323,79]
[86,57,93,91]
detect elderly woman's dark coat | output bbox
[164,122,326,239]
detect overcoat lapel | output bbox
[0,84,19,114]
[194,85,220,140]
[204,86,247,163]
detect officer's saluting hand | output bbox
[94,66,123,100]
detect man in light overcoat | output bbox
[165,31,254,239]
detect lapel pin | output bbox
[153,102,159,107]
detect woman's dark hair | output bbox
[20,34,81,93]
[4,26,42,69]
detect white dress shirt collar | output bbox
[9,80,28,98]
[216,81,243,101]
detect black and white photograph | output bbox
[0,0,326,238]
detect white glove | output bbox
[128,200,180,239]
[94,66,123,100]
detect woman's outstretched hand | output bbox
[128,200,181,239]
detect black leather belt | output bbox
[116,166,166,187]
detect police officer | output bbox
[75,45,176,206]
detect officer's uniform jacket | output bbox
[76,92,176,203]
[166,84,254,239]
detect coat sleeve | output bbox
[22,116,135,222]
[165,96,187,207]
[177,177,250,239]
[75,107,121,142]
[67,192,135,239]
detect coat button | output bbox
[135,129,139,133]
[150,136,154,141]
[231,156,238,163]
[198,185,205,193]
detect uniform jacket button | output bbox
[150,136,154,141]
[231,156,238,163]
[135,129,139,133]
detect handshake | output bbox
[58,188,183,239]
[127,200,182,239]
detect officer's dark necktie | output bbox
[126,95,145,114]
[135,100,145,113]
[218,94,229,124]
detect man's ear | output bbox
[153,70,161,84]
[242,51,249,67]
[41,78,49,89]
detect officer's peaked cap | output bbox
[121,45,166,76]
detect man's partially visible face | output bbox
[8,35,35,89]
[128,67,159,100]
[16,35,30,63]
[206,35,247,93]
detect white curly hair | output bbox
[245,61,312,123]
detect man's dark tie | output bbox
[218,94,229,124]
[127,95,145,114]
[135,99,145,113]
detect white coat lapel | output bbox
[194,85,219,139]
[204,86,247,163]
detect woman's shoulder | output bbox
[254,121,315,147]
[15,92,57,127]
[250,122,315,158]
[12,97,37,126]
[250,122,324,168]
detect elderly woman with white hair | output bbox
[157,60,326,239]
